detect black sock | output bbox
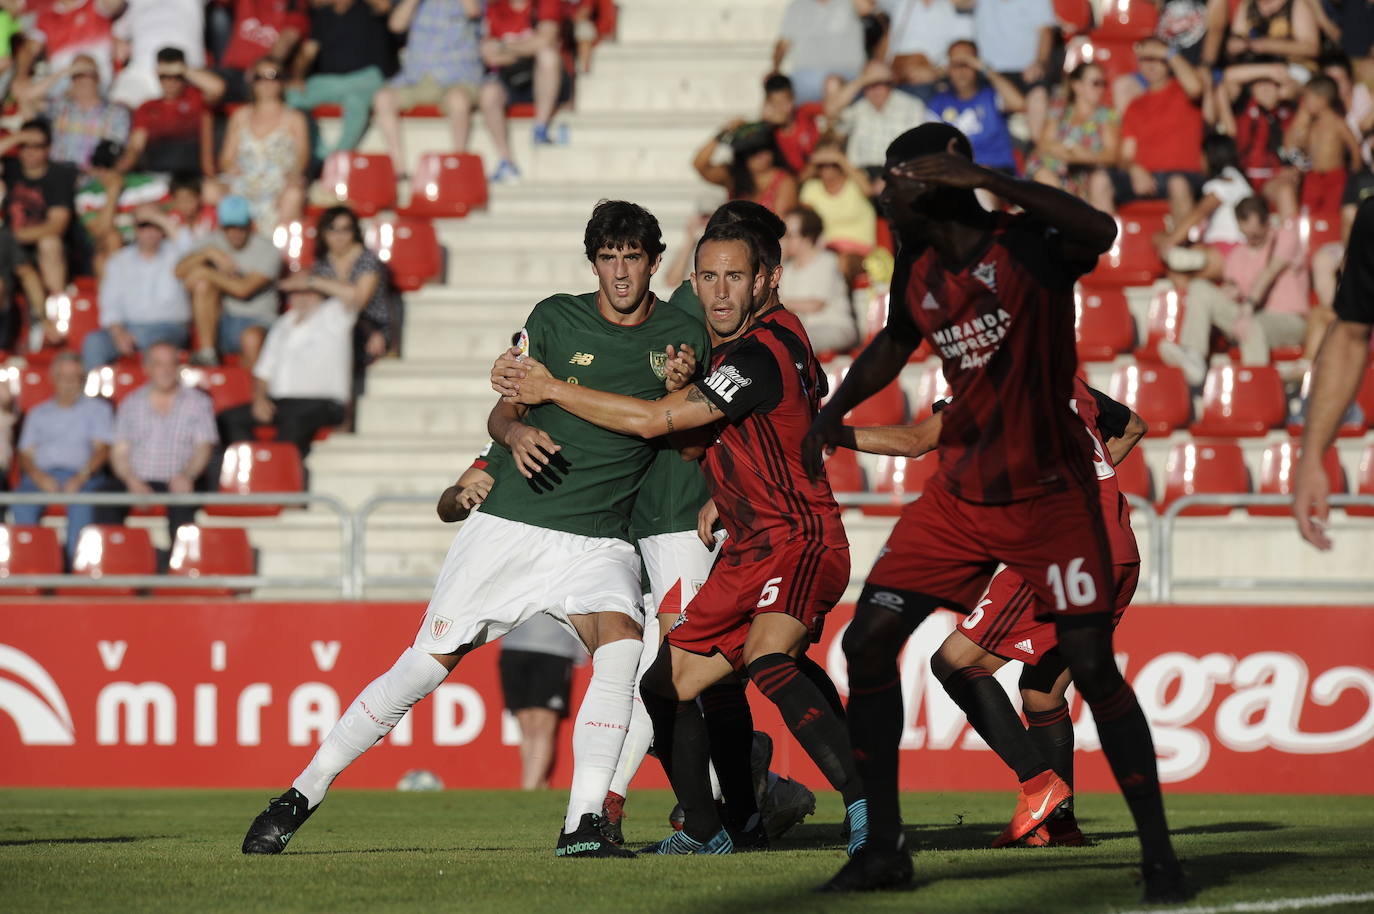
[699,679,757,832]
[844,662,903,845]
[797,653,846,720]
[940,666,1048,783]
[642,684,721,842]
[746,653,864,806]
[1086,681,1174,866]
[1024,702,1075,792]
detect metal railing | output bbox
[353,493,441,598]
[0,491,358,597]
[1155,493,1374,601]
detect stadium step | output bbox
[618,0,784,43]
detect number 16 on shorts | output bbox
[1047,558,1097,611]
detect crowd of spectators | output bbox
[689,0,1374,371]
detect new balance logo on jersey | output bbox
[569,352,595,366]
[973,261,997,292]
[1015,639,1035,655]
[704,364,752,403]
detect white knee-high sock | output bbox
[607,620,660,798]
[565,638,640,833]
[292,647,448,807]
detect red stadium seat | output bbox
[366,217,442,290]
[319,152,397,216]
[863,452,939,516]
[272,219,319,273]
[157,525,255,596]
[8,365,54,413]
[1350,443,1374,517]
[1250,439,1346,517]
[207,442,305,517]
[1054,0,1094,36]
[1135,284,1186,362]
[1065,37,1139,99]
[1113,446,1154,503]
[843,373,907,426]
[0,525,63,595]
[824,448,864,495]
[1092,0,1157,40]
[1084,207,1165,286]
[61,525,156,595]
[1075,283,1134,361]
[44,289,101,352]
[1161,440,1250,516]
[401,152,488,218]
[909,368,952,423]
[1109,362,1191,435]
[182,365,255,414]
[1299,207,1342,257]
[1192,363,1286,437]
[86,361,147,405]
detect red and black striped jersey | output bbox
[886,213,1098,504]
[694,320,847,565]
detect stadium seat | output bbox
[1084,206,1166,286]
[366,217,442,291]
[319,152,397,216]
[182,365,255,414]
[863,452,939,516]
[1074,283,1134,361]
[1192,363,1286,437]
[843,374,907,426]
[1092,0,1158,40]
[1350,443,1374,517]
[207,442,305,517]
[1109,362,1191,435]
[1054,0,1094,36]
[7,365,54,412]
[1249,439,1346,517]
[45,288,101,352]
[1134,284,1185,362]
[909,367,952,422]
[1113,446,1154,503]
[1064,36,1139,101]
[157,525,255,596]
[86,361,147,404]
[824,448,864,495]
[1161,440,1250,516]
[1299,207,1342,258]
[401,152,488,218]
[272,220,318,272]
[0,525,63,595]
[60,525,156,596]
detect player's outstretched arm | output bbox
[846,411,943,458]
[802,328,915,481]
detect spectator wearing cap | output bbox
[1114,37,1206,225]
[780,205,857,354]
[219,58,309,228]
[774,0,868,106]
[82,205,193,369]
[289,0,397,161]
[109,0,213,109]
[760,73,821,175]
[875,0,973,93]
[693,120,799,215]
[372,0,485,179]
[219,281,360,458]
[10,352,114,562]
[826,60,933,180]
[0,120,79,344]
[114,48,224,181]
[176,196,283,370]
[15,54,130,171]
[108,341,218,539]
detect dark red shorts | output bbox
[958,562,1140,665]
[863,481,1116,618]
[668,540,850,670]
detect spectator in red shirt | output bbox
[13,0,122,101]
[1217,72,1299,220]
[482,0,569,151]
[215,0,309,103]
[114,48,223,181]
[1113,37,1206,224]
[761,73,820,175]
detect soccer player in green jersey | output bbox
[241,201,709,859]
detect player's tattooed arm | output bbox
[684,385,719,412]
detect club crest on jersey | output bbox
[704,364,751,403]
[973,261,997,292]
[648,350,668,379]
[432,616,453,640]
[516,328,530,356]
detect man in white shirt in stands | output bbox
[218,280,360,458]
[826,61,933,180]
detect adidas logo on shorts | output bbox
[1014,639,1035,655]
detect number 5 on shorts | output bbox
[1047,558,1097,610]
[757,576,784,608]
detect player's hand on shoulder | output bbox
[504,423,562,479]
[664,343,696,392]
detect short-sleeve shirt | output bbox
[222,0,311,71]
[18,395,114,471]
[885,213,1098,504]
[775,108,821,175]
[1223,226,1309,315]
[113,386,219,483]
[195,231,283,322]
[1334,197,1374,324]
[1234,99,1295,183]
[837,89,932,170]
[779,0,866,76]
[929,86,1016,171]
[799,177,876,248]
[486,0,561,40]
[476,292,711,540]
[1121,80,1203,174]
[47,97,131,171]
[879,0,972,64]
[1199,166,1253,245]
[973,0,1056,73]
[311,248,391,329]
[33,0,113,60]
[132,87,206,174]
[310,0,397,76]
[2,160,76,232]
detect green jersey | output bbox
[628,284,712,539]
[478,291,710,540]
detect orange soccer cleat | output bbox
[990,770,1073,848]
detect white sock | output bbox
[607,620,660,797]
[564,637,639,833]
[709,759,723,803]
[292,647,448,807]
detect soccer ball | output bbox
[397,769,444,792]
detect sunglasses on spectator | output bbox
[1085,78,1107,87]
[325,222,355,233]
[253,67,282,82]
[135,221,160,230]
[19,142,48,150]
[1137,55,1167,64]
[157,71,187,82]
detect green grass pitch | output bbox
[3,789,1372,913]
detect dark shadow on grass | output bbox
[0,835,156,847]
[1086,821,1284,842]
[285,846,508,856]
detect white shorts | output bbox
[415,512,644,654]
[638,529,722,617]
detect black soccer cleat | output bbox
[556,813,637,858]
[598,812,625,847]
[1140,860,1191,904]
[241,788,316,854]
[816,842,914,893]
[728,813,770,852]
